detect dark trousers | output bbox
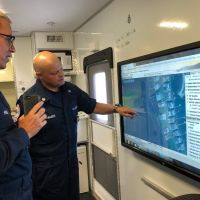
[32,156,80,200]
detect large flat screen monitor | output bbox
[118,41,200,181]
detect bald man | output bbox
[17,51,136,200]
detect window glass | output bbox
[87,61,114,126]
[94,72,108,122]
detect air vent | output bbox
[46,35,63,42]
[32,32,73,51]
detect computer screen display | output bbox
[118,41,200,181]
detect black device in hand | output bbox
[23,95,41,115]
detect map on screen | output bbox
[118,42,200,181]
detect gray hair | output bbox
[0,10,11,23]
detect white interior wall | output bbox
[14,37,35,98]
[75,0,200,199]
[0,82,16,109]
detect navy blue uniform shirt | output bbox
[18,80,96,200]
[0,92,32,200]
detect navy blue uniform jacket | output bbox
[18,80,96,200]
[0,92,32,200]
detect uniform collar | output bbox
[34,80,65,107]
[34,80,52,101]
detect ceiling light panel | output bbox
[159,21,188,30]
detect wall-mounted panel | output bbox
[91,121,116,156]
[92,145,119,200]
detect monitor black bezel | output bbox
[117,41,200,182]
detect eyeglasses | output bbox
[0,33,15,44]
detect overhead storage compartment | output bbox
[31,32,74,53]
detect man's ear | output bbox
[34,71,41,79]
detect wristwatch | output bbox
[113,104,121,113]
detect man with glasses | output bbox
[17,51,136,200]
[0,33,15,45]
[0,11,47,200]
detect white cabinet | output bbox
[77,145,89,193]
[77,119,88,142]
[31,32,74,53]
[77,112,89,143]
